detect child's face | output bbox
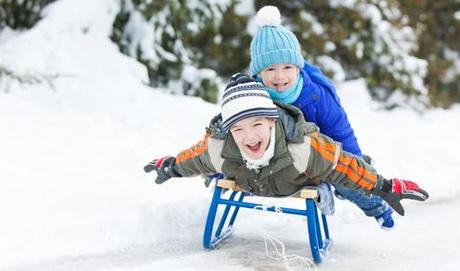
[229,117,275,160]
[259,64,299,92]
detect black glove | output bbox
[144,156,181,184]
[372,177,429,216]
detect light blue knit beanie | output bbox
[250,6,304,76]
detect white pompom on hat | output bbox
[255,5,281,27]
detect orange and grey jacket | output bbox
[171,103,380,197]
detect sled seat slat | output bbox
[216,179,318,199]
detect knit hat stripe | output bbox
[222,82,265,100]
[222,92,271,107]
[222,91,275,118]
[279,28,290,49]
[222,108,279,132]
[221,74,279,132]
[279,30,294,63]
[267,27,276,54]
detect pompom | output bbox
[255,6,281,27]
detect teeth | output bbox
[274,82,287,89]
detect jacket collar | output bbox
[291,65,319,108]
[275,102,310,143]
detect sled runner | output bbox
[203,175,332,263]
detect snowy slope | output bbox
[1,0,460,270]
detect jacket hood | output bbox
[275,101,315,143]
[206,113,226,140]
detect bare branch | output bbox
[0,64,72,91]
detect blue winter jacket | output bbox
[291,62,362,156]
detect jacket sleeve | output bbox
[315,84,363,156]
[171,133,220,177]
[305,131,378,192]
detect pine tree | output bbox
[257,0,428,109]
[111,0,460,108]
[399,0,460,108]
[0,0,56,30]
[111,0,250,103]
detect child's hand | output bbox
[144,156,181,184]
[373,178,429,216]
[391,178,429,201]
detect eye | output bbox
[284,65,293,70]
[230,127,242,133]
[253,122,263,127]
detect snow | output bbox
[315,56,346,81]
[299,11,324,35]
[455,11,460,21]
[235,0,255,16]
[1,0,460,270]
[443,48,460,82]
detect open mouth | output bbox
[246,142,262,152]
[273,82,289,90]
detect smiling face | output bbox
[229,117,275,160]
[259,63,299,92]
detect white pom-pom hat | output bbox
[250,6,304,76]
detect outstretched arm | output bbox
[144,133,220,184]
[305,130,428,215]
[174,133,219,176]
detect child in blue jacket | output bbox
[249,6,394,229]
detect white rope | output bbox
[253,204,318,271]
[264,234,318,271]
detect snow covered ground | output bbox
[1,0,460,270]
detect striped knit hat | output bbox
[221,73,279,132]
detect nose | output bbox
[274,69,284,80]
[243,132,257,143]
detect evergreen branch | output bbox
[0,64,71,91]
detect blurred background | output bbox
[2,0,459,109]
